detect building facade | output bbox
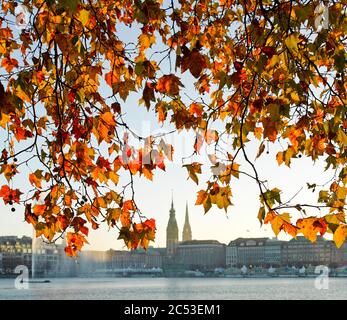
[264,238,283,267]
[227,236,347,268]
[105,248,163,270]
[226,238,268,267]
[177,240,226,271]
[0,236,77,277]
[0,236,32,275]
[281,236,346,267]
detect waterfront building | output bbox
[227,236,347,268]
[177,240,226,271]
[226,242,238,267]
[0,236,76,277]
[0,236,32,274]
[226,238,267,267]
[281,236,344,267]
[264,238,283,267]
[105,247,163,270]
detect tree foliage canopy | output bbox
[0,0,346,255]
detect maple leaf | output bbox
[156,74,183,96]
[1,57,18,72]
[189,103,204,117]
[183,162,202,185]
[181,50,207,78]
[105,71,119,88]
[100,112,116,127]
[0,0,346,254]
[296,217,328,242]
[333,225,347,248]
[29,170,43,189]
[261,46,276,59]
[33,204,46,216]
[0,185,22,204]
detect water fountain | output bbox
[30,231,50,283]
[31,229,37,279]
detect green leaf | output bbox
[258,206,266,225]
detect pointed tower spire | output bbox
[182,201,192,242]
[171,189,174,211]
[166,192,178,256]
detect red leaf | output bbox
[233,61,243,72]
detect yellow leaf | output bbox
[108,171,119,185]
[334,225,347,248]
[138,33,156,50]
[290,91,300,103]
[78,9,90,27]
[285,34,299,53]
[0,113,10,129]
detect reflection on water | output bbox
[0,277,346,300]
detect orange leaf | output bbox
[105,71,119,87]
[120,210,131,227]
[189,103,203,117]
[100,112,116,126]
[29,172,42,189]
[1,57,18,72]
[33,204,46,216]
[123,200,135,212]
[0,185,22,204]
[296,217,327,242]
[156,74,183,96]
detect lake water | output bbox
[0,277,346,300]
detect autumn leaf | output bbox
[296,217,328,242]
[156,74,183,96]
[333,225,347,248]
[77,9,90,27]
[33,204,46,216]
[195,190,212,213]
[1,57,18,72]
[0,185,22,204]
[29,170,43,189]
[0,0,346,254]
[105,71,119,87]
[100,112,116,126]
[189,103,204,117]
[183,162,202,185]
[181,50,207,78]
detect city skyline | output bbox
[0,148,336,251]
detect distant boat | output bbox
[22,279,51,284]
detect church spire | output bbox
[166,194,178,256]
[182,202,192,242]
[171,190,174,211]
